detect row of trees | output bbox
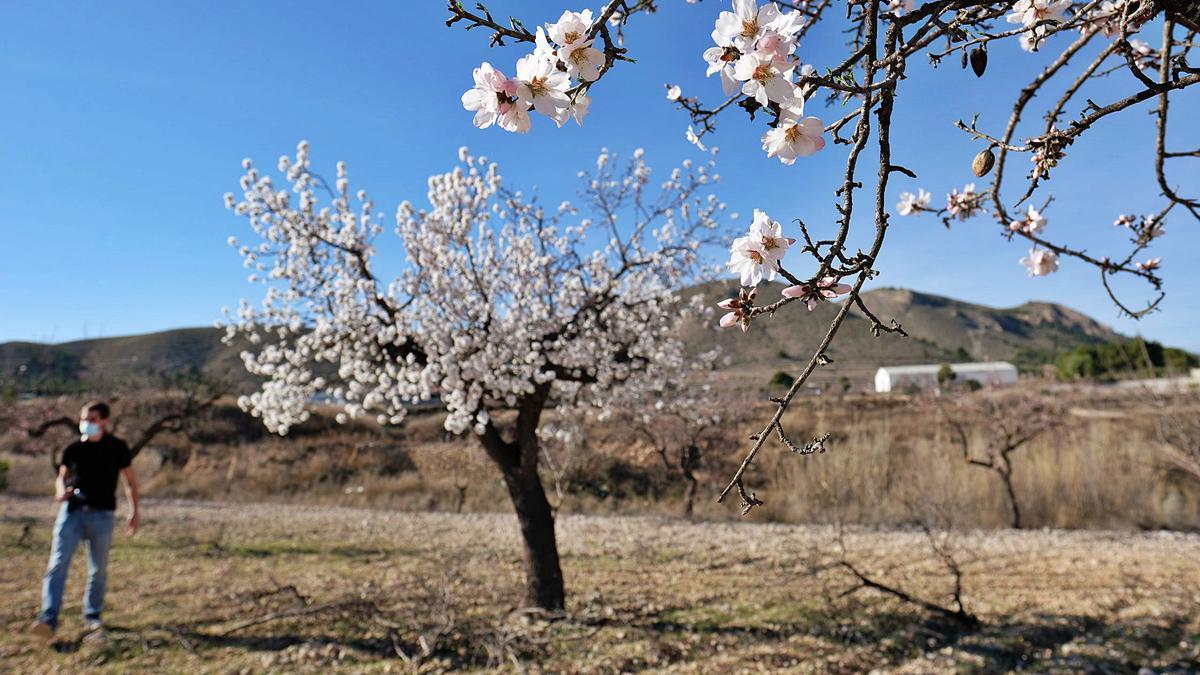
[1055,337,1198,379]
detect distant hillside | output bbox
[0,286,1155,394]
[0,328,253,394]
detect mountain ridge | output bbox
[0,286,1164,394]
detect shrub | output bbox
[769,371,796,388]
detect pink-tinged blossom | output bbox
[727,234,775,286]
[1007,0,1071,52]
[714,0,782,51]
[888,0,915,14]
[666,84,682,101]
[461,62,531,132]
[762,99,825,164]
[1084,0,1130,38]
[1113,213,1137,228]
[897,189,931,216]
[748,209,794,263]
[782,277,852,311]
[946,183,982,220]
[1136,257,1162,271]
[734,53,795,107]
[717,287,757,332]
[1127,39,1159,71]
[1009,204,1046,234]
[1020,247,1059,276]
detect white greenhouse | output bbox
[874,362,1018,393]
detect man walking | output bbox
[29,401,140,641]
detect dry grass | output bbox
[1,496,1198,673]
[4,388,1199,532]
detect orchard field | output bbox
[2,497,1199,673]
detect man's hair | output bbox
[82,401,111,419]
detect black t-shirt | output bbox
[60,435,132,511]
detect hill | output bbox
[0,286,1153,394]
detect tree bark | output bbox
[497,459,565,610]
[477,384,566,611]
[999,467,1021,529]
[680,444,700,519]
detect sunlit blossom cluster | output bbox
[946,183,983,220]
[718,208,850,330]
[700,0,826,164]
[461,9,602,133]
[223,141,726,436]
[726,209,794,286]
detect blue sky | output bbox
[1,2,1197,349]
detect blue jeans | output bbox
[38,504,115,629]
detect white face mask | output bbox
[79,421,102,438]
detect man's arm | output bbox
[54,464,69,502]
[121,466,140,534]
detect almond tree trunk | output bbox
[497,458,565,609]
[477,384,565,610]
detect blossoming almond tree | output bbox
[450,0,1198,514]
[223,142,725,610]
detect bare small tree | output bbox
[631,387,727,518]
[941,393,1062,528]
[24,376,225,472]
[1152,392,1200,483]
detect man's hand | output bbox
[121,465,140,535]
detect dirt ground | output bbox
[1,496,1198,673]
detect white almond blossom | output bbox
[1008,204,1047,234]
[566,93,591,126]
[515,53,572,124]
[733,53,795,106]
[727,234,774,286]
[748,209,795,263]
[713,0,782,51]
[1007,0,1071,52]
[897,189,931,216]
[564,40,605,81]
[1020,247,1060,276]
[546,9,595,55]
[761,99,825,164]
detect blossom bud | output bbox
[972,148,995,177]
